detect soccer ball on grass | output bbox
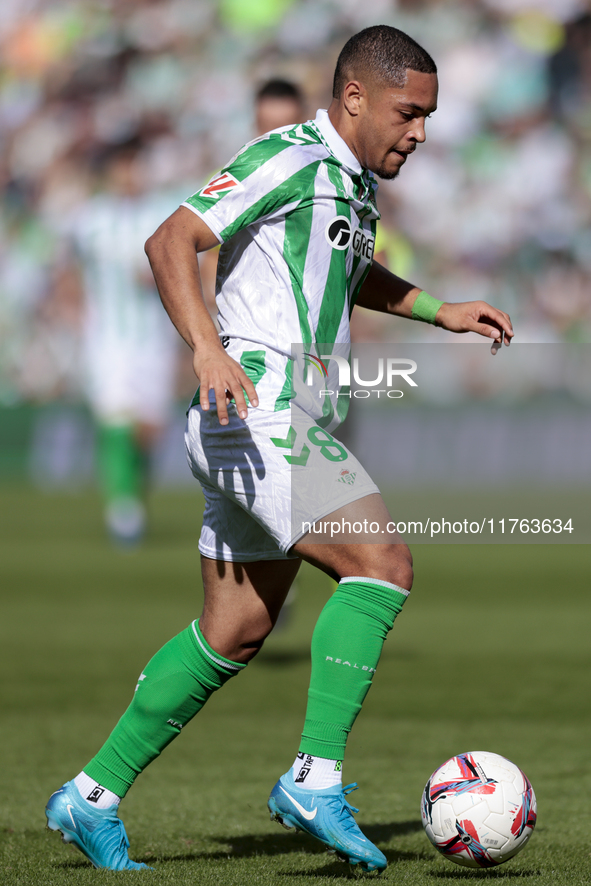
[421,751,536,868]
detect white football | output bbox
[421,751,537,868]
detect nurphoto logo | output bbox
[305,353,418,399]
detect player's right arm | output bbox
[145,207,258,425]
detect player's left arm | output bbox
[357,259,514,345]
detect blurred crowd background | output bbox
[1,0,590,492]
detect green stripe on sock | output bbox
[299,579,409,759]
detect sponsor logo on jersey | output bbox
[325,217,375,260]
[351,228,375,262]
[201,172,239,198]
[325,216,352,249]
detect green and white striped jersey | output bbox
[183,109,380,430]
[72,191,179,349]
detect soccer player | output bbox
[69,138,179,545]
[45,26,513,872]
[255,78,306,134]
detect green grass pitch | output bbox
[1,486,590,885]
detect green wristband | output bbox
[411,290,444,324]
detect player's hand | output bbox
[435,301,514,353]
[193,348,258,425]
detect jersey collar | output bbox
[313,109,363,175]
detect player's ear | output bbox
[342,80,363,117]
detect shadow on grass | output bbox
[141,831,328,864]
[132,820,426,867]
[278,862,382,879]
[427,870,541,880]
[51,820,428,871]
[361,819,423,843]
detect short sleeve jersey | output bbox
[183,109,380,429]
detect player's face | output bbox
[255,97,305,136]
[355,70,438,180]
[108,154,142,196]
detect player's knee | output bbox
[339,542,413,591]
[238,638,266,663]
[392,559,413,592]
[376,543,413,591]
[230,626,275,664]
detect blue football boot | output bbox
[45,781,151,871]
[268,771,387,872]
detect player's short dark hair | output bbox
[93,135,144,173]
[333,25,437,98]
[256,79,304,104]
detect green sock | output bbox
[84,621,245,797]
[299,577,409,760]
[97,423,146,502]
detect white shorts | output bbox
[84,325,178,427]
[185,401,380,562]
